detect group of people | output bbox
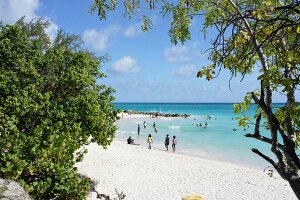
[192,115,214,129]
[127,134,177,151]
[128,121,178,152]
[146,134,177,151]
[164,134,177,151]
[194,121,208,128]
[138,121,157,135]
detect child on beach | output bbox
[165,134,169,151]
[172,135,177,152]
[143,121,146,130]
[147,134,153,149]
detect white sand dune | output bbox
[77,140,296,200]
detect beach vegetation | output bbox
[90,0,300,198]
[0,18,118,198]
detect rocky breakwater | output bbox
[123,110,190,118]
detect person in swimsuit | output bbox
[172,135,177,152]
[165,134,170,151]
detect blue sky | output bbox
[0,0,289,102]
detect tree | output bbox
[90,0,300,198]
[0,18,118,199]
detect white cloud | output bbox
[0,0,58,41]
[164,43,206,63]
[82,25,121,52]
[124,24,141,38]
[45,19,59,41]
[108,56,140,74]
[0,0,39,24]
[164,46,191,63]
[172,64,197,77]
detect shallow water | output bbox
[114,103,284,169]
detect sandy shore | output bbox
[77,140,296,200]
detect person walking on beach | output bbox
[165,134,170,151]
[172,135,177,152]
[143,121,146,130]
[153,122,156,129]
[137,124,140,135]
[147,134,153,149]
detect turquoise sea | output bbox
[114,103,285,169]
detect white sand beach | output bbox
[77,139,296,200]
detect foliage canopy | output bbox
[0,18,118,199]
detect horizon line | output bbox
[113,102,286,104]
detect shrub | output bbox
[0,19,118,199]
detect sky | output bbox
[0,0,290,103]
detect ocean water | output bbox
[114,103,284,169]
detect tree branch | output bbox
[254,113,261,136]
[245,133,285,150]
[252,148,278,169]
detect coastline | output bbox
[77,140,295,200]
[76,113,296,199]
[116,113,268,169]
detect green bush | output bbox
[0,19,118,199]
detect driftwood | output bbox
[94,188,126,200]
[96,189,126,200]
[90,182,125,200]
[80,174,126,200]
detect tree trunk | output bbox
[288,176,300,200]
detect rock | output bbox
[0,178,30,200]
[122,110,190,118]
[182,195,205,200]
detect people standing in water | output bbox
[172,135,177,152]
[143,121,146,130]
[165,134,170,151]
[153,122,157,133]
[137,124,140,135]
[147,134,153,149]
